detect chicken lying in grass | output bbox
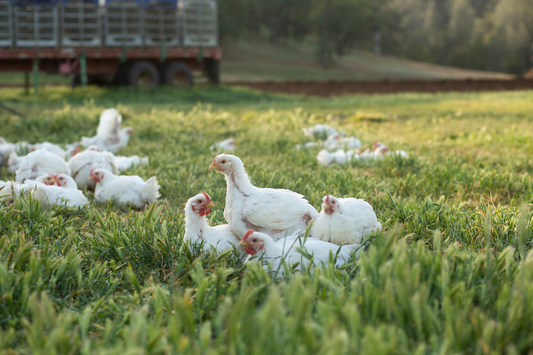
[31,142,80,161]
[303,124,339,140]
[238,230,361,274]
[90,168,160,209]
[114,155,149,172]
[210,138,236,153]
[68,147,118,190]
[184,192,245,260]
[310,195,381,245]
[209,154,318,241]
[2,174,87,208]
[15,150,71,183]
[81,127,134,154]
[325,134,361,151]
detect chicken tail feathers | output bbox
[144,176,161,200]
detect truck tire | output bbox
[161,62,194,88]
[204,58,220,85]
[126,61,160,88]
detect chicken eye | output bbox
[252,238,257,242]
[221,160,226,164]
[197,199,203,203]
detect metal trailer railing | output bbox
[0,0,13,47]
[61,0,101,46]
[182,0,217,47]
[144,0,180,46]
[104,0,143,46]
[14,0,59,47]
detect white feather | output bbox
[15,150,71,183]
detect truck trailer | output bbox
[0,0,221,88]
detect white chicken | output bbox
[90,168,160,209]
[373,141,408,159]
[1,175,87,208]
[210,138,236,152]
[15,150,71,183]
[325,134,362,151]
[209,154,318,241]
[238,230,361,274]
[317,149,348,166]
[353,142,408,161]
[114,155,149,172]
[295,142,320,150]
[30,142,68,159]
[303,124,338,139]
[184,192,245,259]
[310,195,381,245]
[96,108,122,137]
[0,139,14,166]
[68,149,118,190]
[81,127,134,154]
[32,172,79,189]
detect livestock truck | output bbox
[0,0,220,88]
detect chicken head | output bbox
[190,192,215,216]
[322,195,340,215]
[238,230,265,255]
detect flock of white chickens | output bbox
[0,111,388,273]
[185,153,381,272]
[0,108,159,210]
[298,124,408,167]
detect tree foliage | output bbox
[217,0,533,74]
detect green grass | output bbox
[221,37,513,82]
[1,86,533,354]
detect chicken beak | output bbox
[51,177,59,185]
[324,204,332,209]
[88,175,94,180]
[209,163,222,171]
[238,240,249,247]
[205,202,214,208]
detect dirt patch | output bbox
[227,79,533,96]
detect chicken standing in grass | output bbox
[310,195,381,245]
[184,192,245,259]
[209,154,318,241]
[15,150,71,183]
[90,168,160,209]
[68,148,118,190]
[80,108,132,154]
[238,230,361,273]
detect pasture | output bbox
[1,86,533,354]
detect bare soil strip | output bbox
[227,79,533,96]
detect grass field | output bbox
[1,86,533,354]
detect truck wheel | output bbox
[126,61,160,88]
[161,62,194,88]
[204,58,220,85]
